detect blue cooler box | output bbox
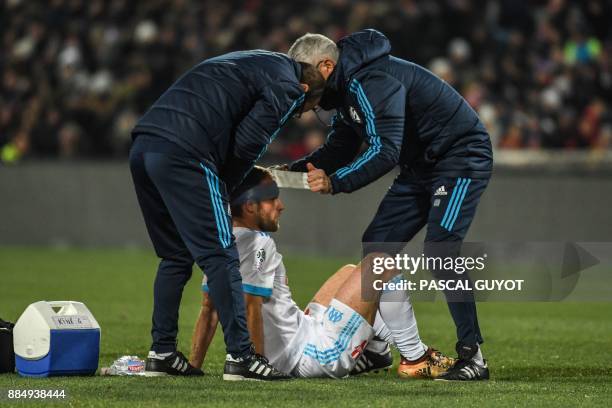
[13,301,101,377]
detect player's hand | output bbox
[306,163,332,194]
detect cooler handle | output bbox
[46,301,80,316]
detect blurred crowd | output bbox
[1,0,611,162]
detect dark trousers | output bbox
[363,168,490,345]
[129,135,251,357]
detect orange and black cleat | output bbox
[397,348,456,379]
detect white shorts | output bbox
[292,299,374,378]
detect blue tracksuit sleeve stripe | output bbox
[329,74,404,194]
[280,94,305,126]
[289,113,362,174]
[224,87,304,192]
[234,87,305,162]
[356,84,381,149]
[255,93,305,161]
[335,80,381,178]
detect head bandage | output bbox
[231,182,279,206]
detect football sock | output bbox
[378,279,428,361]
[366,335,390,354]
[372,311,393,344]
[472,346,485,366]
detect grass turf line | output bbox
[0,247,611,407]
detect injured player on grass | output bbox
[189,166,455,379]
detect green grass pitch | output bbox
[0,247,611,407]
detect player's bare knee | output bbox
[358,252,389,274]
[379,268,400,284]
[362,251,389,263]
[360,252,397,281]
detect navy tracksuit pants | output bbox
[363,167,490,346]
[129,135,251,357]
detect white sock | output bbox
[367,316,392,354]
[472,346,485,366]
[148,351,172,359]
[365,336,390,354]
[372,311,393,344]
[378,277,428,361]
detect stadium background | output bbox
[1,1,611,406]
[2,0,612,251]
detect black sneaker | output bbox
[145,351,204,377]
[223,353,292,381]
[435,342,489,381]
[350,345,393,375]
[435,358,489,381]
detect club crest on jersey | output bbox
[349,106,362,124]
[434,185,448,196]
[256,248,266,263]
[253,248,266,272]
[327,307,343,323]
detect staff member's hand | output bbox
[306,163,332,194]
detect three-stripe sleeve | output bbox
[329,75,404,194]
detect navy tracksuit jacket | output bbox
[134,50,305,191]
[130,51,305,356]
[291,30,493,346]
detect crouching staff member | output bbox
[130,50,324,379]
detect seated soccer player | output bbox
[189,166,455,379]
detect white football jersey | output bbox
[202,227,307,373]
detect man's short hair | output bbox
[298,62,326,103]
[230,166,272,217]
[288,33,339,66]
